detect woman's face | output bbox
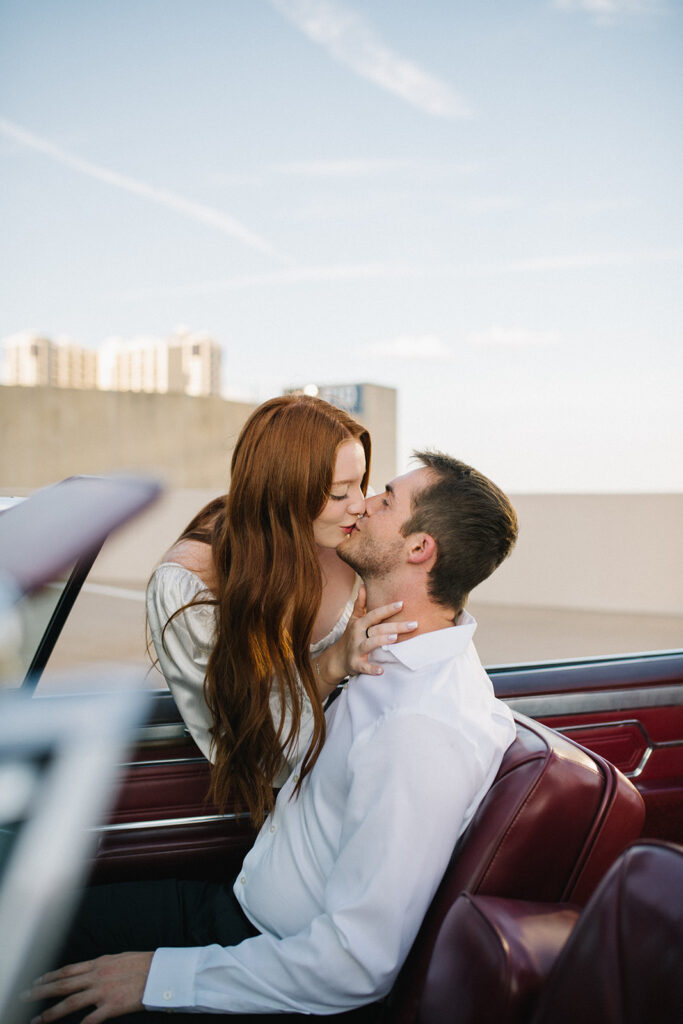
[313,439,367,549]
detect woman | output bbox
[147,394,414,825]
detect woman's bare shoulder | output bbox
[161,539,218,591]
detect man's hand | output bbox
[25,951,153,1024]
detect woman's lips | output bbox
[341,524,357,535]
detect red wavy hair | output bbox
[203,395,370,825]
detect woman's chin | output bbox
[315,538,341,552]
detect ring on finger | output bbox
[365,627,371,639]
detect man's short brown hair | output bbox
[401,451,518,614]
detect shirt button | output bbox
[270,824,277,833]
[292,773,300,783]
[240,874,246,884]
[163,991,173,1001]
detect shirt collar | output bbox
[373,609,477,670]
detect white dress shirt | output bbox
[144,611,515,1016]
[146,563,355,785]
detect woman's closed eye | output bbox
[330,492,349,502]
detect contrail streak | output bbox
[0,116,284,260]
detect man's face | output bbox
[337,467,431,580]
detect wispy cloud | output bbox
[211,157,476,186]
[465,327,561,348]
[269,0,471,118]
[552,0,664,25]
[362,334,456,360]
[115,263,435,299]
[500,247,683,272]
[361,328,559,361]
[451,195,521,215]
[272,157,439,178]
[0,116,284,260]
[540,196,634,216]
[114,246,683,300]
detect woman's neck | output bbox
[316,544,352,577]
[312,546,358,645]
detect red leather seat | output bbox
[417,895,580,1024]
[531,840,683,1024]
[388,713,645,1024]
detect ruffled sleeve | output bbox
[146,562,217,760]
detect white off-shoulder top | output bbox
[146,562,355,786]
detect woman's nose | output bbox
[348,489,366,516]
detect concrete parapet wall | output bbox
[1,385,255,490]
[0,384,396,492]
[473,493,683,616]
[90,490,683,618]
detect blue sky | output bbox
[1,0,681,491]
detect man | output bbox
[29,452,518,1022]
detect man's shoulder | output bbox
[346,691,514,792]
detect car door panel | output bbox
[491,653,683,844]
[89,700,257,883]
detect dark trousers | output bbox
[51,877,258,1024]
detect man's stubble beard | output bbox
[337,533,405,581]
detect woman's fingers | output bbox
[361,601,417,644]
[362,600,404,627]
[366,614,419,638]
[342,594,417,678]
[345,602,418,677]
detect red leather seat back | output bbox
[531,841,683,1024]
[448,713,645,903]
[388,713,644,1024]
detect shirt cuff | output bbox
[143,946,201,1012]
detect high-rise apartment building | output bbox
[97,336,170,393]
[54,340,98,390]
[1,328,221,397]
[177,332,222,397]
[1,333,55,387]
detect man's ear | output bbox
[406,533,437,565]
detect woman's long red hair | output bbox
[196,395,370,825]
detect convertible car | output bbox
[1,476,681,1023]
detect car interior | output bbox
[0,476,681,1023]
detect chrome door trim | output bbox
[554,718,653,778]
[504,683,683,719]
[119,755,206,769]
[92,811,251,834]
[135,724,188,743]
[537,714,683,780]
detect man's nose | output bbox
[362,494,381,516]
